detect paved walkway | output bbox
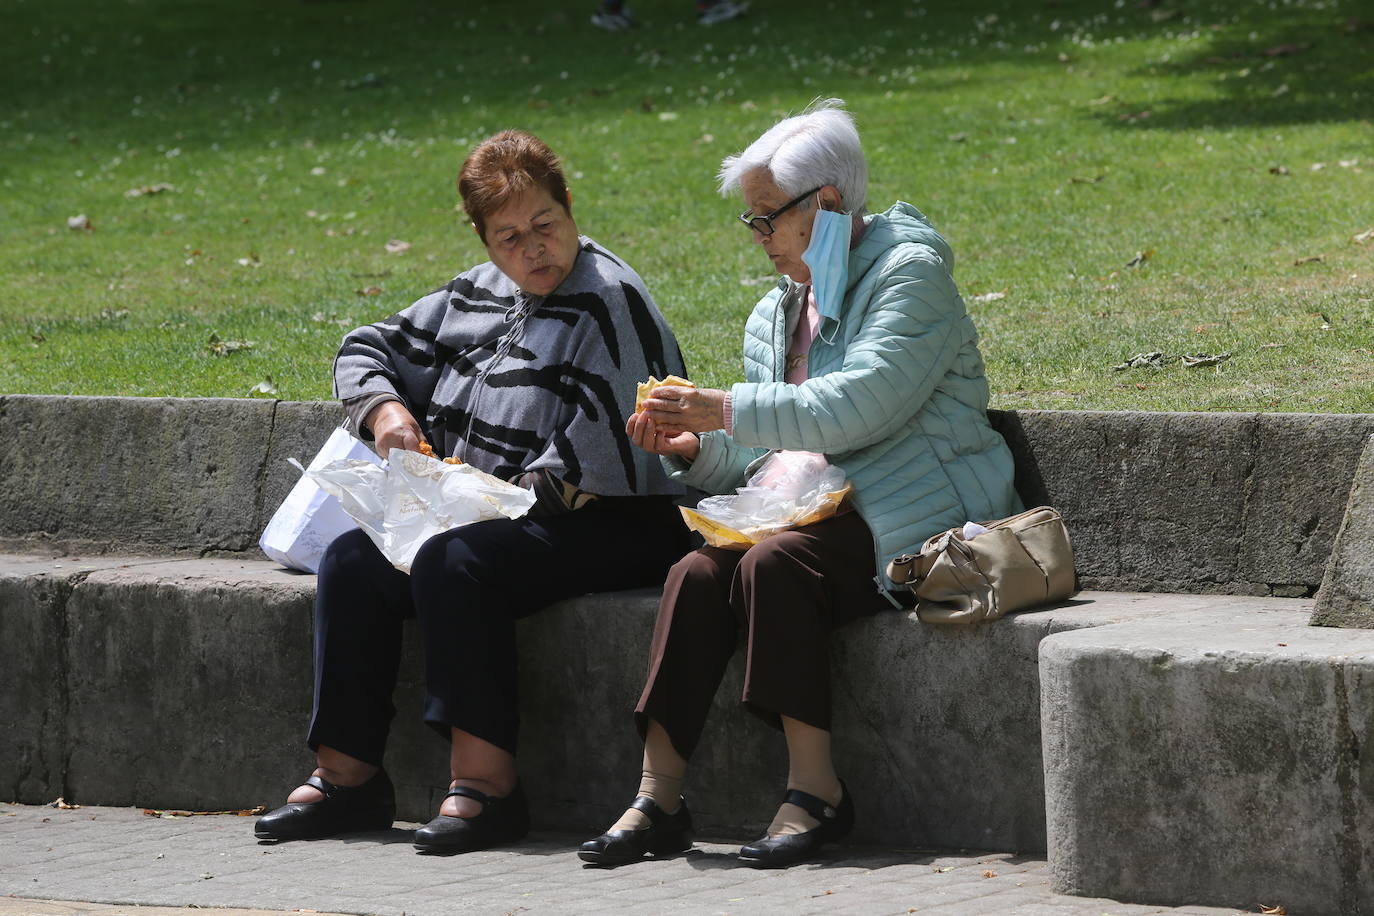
[0,803,1254,916]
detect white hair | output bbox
[717,98,868,216]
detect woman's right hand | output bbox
[366,400,425,456]
[626,411,700,461]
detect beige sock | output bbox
[608,720,686,833]
[767,717,842,838]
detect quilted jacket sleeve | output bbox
[728,244,969,454]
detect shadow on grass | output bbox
[3,0,1368,158]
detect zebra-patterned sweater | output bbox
[334,237,687,497]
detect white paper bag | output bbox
[258,427,385,573]
[308,448,537,573]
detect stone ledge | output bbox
[1041,613,1374,914]
[0,551,1318,852]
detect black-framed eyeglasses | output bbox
[737,186,822,236]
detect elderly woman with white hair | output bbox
[578,99,1020,868]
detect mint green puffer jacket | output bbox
[664,201,1020,595]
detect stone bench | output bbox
[2,394,1372,914]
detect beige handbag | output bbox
[885,506,1077,624]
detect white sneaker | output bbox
[698,0,747,25]
[591,8,636,29]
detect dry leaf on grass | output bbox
[970,290,1007,303]
[1180,352,1231,368]
[1354,228,1374,244]
[1293,255,1325,265]
[67,214,93,231]
[385,239,412,254]
[357,285,383,296]
[1112,351,1166,371]
[124,183,175,198]
[1268,165,1290,176]
[1124,249,1154,268]
[248,378,278,398]
[206,332,255,356]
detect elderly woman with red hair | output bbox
[256,130,691,854]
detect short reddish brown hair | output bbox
[458,130,570,242]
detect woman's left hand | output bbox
[643,385,728,435]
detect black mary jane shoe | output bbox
[254,770,396,842]
[737,781,854,869]
[577,796,693,867]
[413,783,531,854]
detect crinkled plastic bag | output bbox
[680,450,851,550]
[308,448,537,573]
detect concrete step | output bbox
[3,552,1321,854]
[1041,610,1374,914]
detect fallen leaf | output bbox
[970,290,1007,303]
[67,214,93,231]
[236,255,261,268]
[1293,255,1324,265]
[1135,382,1148,389]
[1112,351,1166,371]
[1259,906,1287,915]
[1268,165,1290,176]
[947,131,968,142]
[1118,110,1153,123]
[49,797,81,810]
[1087,95,1115,106]
[124,183,175,198]
[657,111,679,121]
[1354,228,1374,244]
[1263,43,1309,57]
[384,239,411,254]
[247,378,279,398]
[206,332,255,356]
[1180,352,1231,368]
[1124,249,1154,268]
[1070,174,1106,184]
[356,285,383,296]
[982,869,997,878]
[143,805,267,818]
[933,866,955,873]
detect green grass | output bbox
[2,0,1372,411]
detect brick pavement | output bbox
[0,804,1256,916]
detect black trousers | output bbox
[634,511,891,761]
[308,498,690,764]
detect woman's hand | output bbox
[643,385,727,436]
[366,400,425,456]
[625,410,701,461]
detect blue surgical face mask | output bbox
[800,204,850,328]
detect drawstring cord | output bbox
[458,293,537,464]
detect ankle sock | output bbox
[768,718,841,837]
[609,721,686,833]
[610,769,683,832]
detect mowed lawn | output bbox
[2,0,1371,411]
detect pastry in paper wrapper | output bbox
[308,448,536,573]
[680,450,851,550]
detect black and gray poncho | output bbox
[334,236,688,498]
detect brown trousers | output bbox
[634,510,892,760]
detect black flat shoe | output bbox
[254,770,395,841]
[578,796,693,867]
[738,781,853,869]
[413,783,530,854]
